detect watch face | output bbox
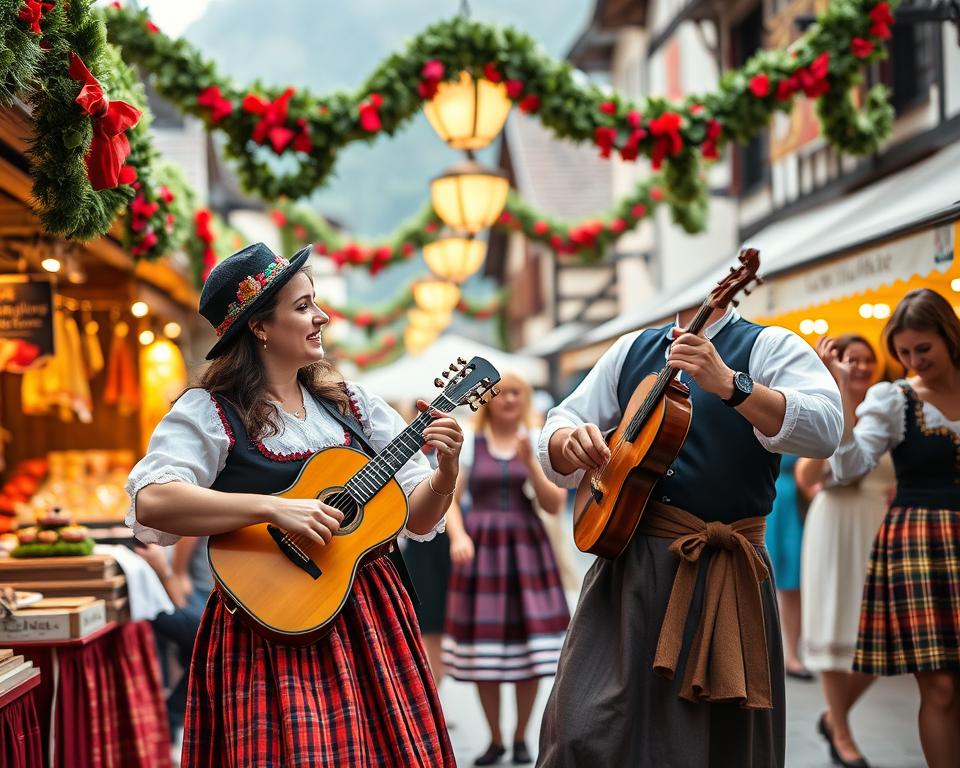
[735,371,753,395]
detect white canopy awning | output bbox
[355,333,548,405]
[576,141,960,349]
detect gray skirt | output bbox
[537,533,785,767]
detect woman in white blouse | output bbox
[824,289,960,768]
[127,243,462,767]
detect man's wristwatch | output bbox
[722,371,753,407]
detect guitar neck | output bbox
[624,298,715,441]
[345,393,455,503]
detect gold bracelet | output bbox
[428,473,456,496]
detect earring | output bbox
[261,337,267,350]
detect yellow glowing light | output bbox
[950,278,960,292]
[430,161,509,233]
[423,71,512,150]
[858,303,874,319]
[813,319,829,335]
[412,279,461,313]
[144,338,174,363]
[131,301,149,318]
[872,303,890,319]
[163,322,182,339]
[41,258,61,273]
[139,330,155,346]
[799,319,815,335]
[423,237,487,284]
[404,324,439,356]
[407,307,451,331]
[115,321,129,338]
[85,320,99,335]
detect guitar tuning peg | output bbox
[729,266,736,273]
[469,402,479,412]
[733,299,740,307]
[434,378,444,388]
[755,276,764,285]
[491,387,500,397]
[449,363,459,372]
[457,357,466,365]
[743,288,751,296]
[441,370,450,379]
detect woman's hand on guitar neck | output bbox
[268,498,344,547]
[667,329,735,398]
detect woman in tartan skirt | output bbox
[442,372,570,766]
[125,243,460,767]
[822,289,960,768]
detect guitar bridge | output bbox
[267,524,322,580]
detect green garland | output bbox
[104,0,897,233]
[28,0,134,240]
[0,0,41,105]
[274,177,673,270]
[324,334,404,369]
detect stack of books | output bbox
[0,648,36,694]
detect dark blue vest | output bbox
[616,319,780,523]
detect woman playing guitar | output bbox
[536,249,844,768]
[126,243,461,767]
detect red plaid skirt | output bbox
[182,556,455,767]
[854,506,960,675]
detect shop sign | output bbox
[0,275,55,371]
[752,224,955,316]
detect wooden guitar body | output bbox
[207,446,408,645]
[573,374,692,559]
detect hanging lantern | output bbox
[407,307,451,331]
[413,279,461,313]
[404,324,439,356]
[430,161,509,233]
[423,236,487,284]
[423,71,512,150]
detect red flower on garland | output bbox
[130,194,159,232]
[649,112,683,170]
[358,93,383,132]
[609,218,627,233]
[424,221,439,233]
[650,187,664,202]
[158,185,174,204]
[506,80,524,99]
[132,230,158,257]
[869,2,894,39]
[145,19,160,33]
[243,87,296,153]
[270,210,287,227]
[549,235,564,251]
[701,119,722,160]
[798,52,830,98]
[293,224,307,240]
[196,85,233,123]
[195,209,217,280]
[594,126,617,158]
[533,220,550,235]
[67,54,142,191]
[482,63,502,83]
[749,74,770,98]
[627,111,643,129]
[619,128,648,161]
[18,0,54,35]
[851,37,874,58]
[519,95,540,113]
[292,117,312,153]
[776,76,798,101]
[370,246,392,275]
[419,60,445,98]
[401,242,415,257]
[353,312,374,328]
[630,203,647,219]
[599,101,617,116]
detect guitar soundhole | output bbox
[318,487,363,534]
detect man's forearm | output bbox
[735,383,786,438]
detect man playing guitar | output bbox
[536,290,843,767]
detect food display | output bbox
[12,508,94,558]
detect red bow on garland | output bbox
[242,87,297,153]
[195,209,217,281]
[67,53,141,191]
[18,0,54,35]
[196,85,233,123]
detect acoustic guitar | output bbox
[572,248,761,559]
[208,356,500,644]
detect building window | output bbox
[879,20,933,114]
[731,4,768,195]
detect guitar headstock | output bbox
[433,356,501,412]
[708,247,762,310]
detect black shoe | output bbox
[786,665,815,681]
[817,713,870,768]
[512,741,533,765]
[474,743,506,766]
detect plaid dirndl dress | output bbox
[854,381,960,675]
[178,394,454,767]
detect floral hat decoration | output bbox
[199,242,312,359]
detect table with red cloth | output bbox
[0,669,42,768]
[11,621,171,768]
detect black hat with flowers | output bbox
[199,242,312,360]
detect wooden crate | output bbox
[0,555,119,582]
